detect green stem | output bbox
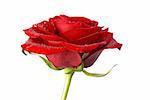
[61,72,74,100]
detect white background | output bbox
[0,0,150,100]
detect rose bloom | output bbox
[21,15,122,69]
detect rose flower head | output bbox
[21,15,122,69]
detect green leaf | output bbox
[39,56,62,70]
[82,64,117,77]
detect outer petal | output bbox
[83,34,122,67]
[46,50,82,68]
[32,21,55,34]
[63,41,107,53]
[21,38,65,55]
[24,28,66,41]
[49,18,57,33]
[105,38,122,49]
[83,50,103,67]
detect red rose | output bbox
[21,15,122,68]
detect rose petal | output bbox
[105,38,122,49]
[61,27,100,41]
[63,41,107,53]
[70,17,98,26]
[21,38,65,55]
[75,31,113,45]
[24,28,66,41]
[46,50,82,68]
[51,15,81,33]
[52,15,100,41]
[74,31,103,44]
[49,18,57,33]
[83,50,103,67]
[54,19,82,34]
[32,21,55,34]
[83,34,122,67]
[47,40,64,47]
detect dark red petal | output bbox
[83,50,103,67]
[105,38,122,49]
[21,38,65,55]
[83,34,122,68]
[24,28,66,41]
[61,27,100,41]
[63,41,107,53]
[46,50,82,68]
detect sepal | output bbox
[39,56,62,70]
[64,63,84,74]
[82,64,117,77]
